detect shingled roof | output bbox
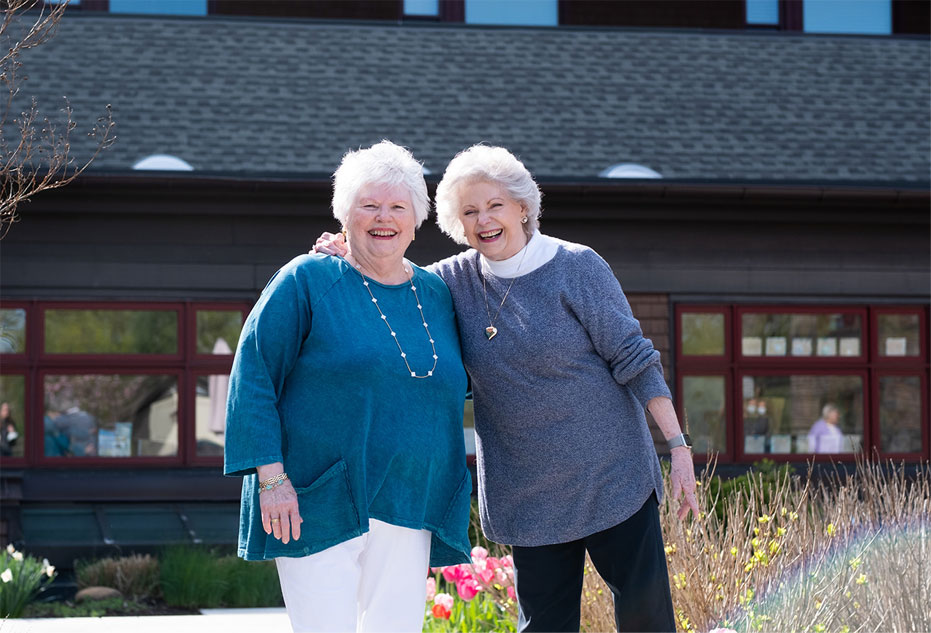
[18,13,930,185]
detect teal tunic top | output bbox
[224,254,472,567]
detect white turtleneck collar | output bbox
[480,231,560,279]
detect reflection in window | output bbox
[45,310,178,354]
[0,309,26,354]
[742,313,861,358]
[196,310,242,355]
[682,376,726,455]
[195,374,228,457]
[0,375,25,458]
[879,376,923,453]
[878,314,920,357]
[681,313,725,356]
[742,375,863,455]
[44,375,178,457]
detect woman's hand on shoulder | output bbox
[310,231,348,257]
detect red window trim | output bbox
[1,300,249,469]
[870,305,928,366]
[38,302,185,363]
[872,369,929,460]
[676,304,930,463]
[735,368,870,463]
[37,368,187,468]
[676,371,732,464]
[735,305,869,366]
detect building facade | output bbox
[1,3,928,562]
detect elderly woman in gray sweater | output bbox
[317,144,697,633]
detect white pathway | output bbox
[0,608,291,633]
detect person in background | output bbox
[808,403,845,453]
[0,402,18,457]
[316,144,698,632]
[225,140,472,633]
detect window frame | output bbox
[871,305,927,367]
[676,303,929,464]
[735,305,869,367]
[872,369,929,460]
[37,367,187,467]
[39,301,185,364]
[1,300,249,468]
[676,370,733,463]
[735,368,870,463]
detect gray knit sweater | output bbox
[432,239,670,546]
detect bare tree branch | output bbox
[1,0,115,239]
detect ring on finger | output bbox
[270,517,280,523]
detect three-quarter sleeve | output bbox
[224,262,313,477]
[569,249,671,409]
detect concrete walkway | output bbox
[0,608,291,633]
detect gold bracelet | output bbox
[258,472,288,492]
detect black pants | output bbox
[511,493,675,632]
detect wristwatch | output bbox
[667,433,692,451]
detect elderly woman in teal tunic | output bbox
[224,141,472,633]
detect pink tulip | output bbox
[495,566,512,586]
[507,586,516,600]
[442,565,469,583]
[471,546,489,560]
[456,577,482,601]
[434,592,454,611]
[501,554,513,568]
[426,577,436,602]
[470,560,495,585]
[485,556,500,571]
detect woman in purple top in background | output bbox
[808,403,845,453]
[317,144,699,632]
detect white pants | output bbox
[275,519,432,633]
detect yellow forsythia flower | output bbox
[856,574,868,585]
[849,557,861,570]
[826,523,836,537]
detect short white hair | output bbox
[332,140,430,229]
[822,403,839,418]
[435,145,542,246]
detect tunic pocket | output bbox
[292,459,361,548]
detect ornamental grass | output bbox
[581,454,930,633]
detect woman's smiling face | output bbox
[457,180,527,261]
[345,182,416,266]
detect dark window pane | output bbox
[878,314,921,357]
[742,375,863,455]
[681,313,725,356]
[0,375,25,458]
[682,376,726,454]
[196,310,242,355]
[879,376,923,453]
[44,374,177,457]
[45,309,177,354]
[0,308,26,354]
[742,313,861,358]
[195,374,228,457]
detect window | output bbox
[465,0,557,26]
[404,0,439,17]
[746,0,779,25]
[109,0,207,16]
[677,304,928,462]
[803,0,891,34]
[0,301,248,467]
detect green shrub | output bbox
[705,459,795,524]
[160,546,282,609]
[0,545,57,618]
[159,546,227,609]
[216,555,283,608]
[75,553,160,600]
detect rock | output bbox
[75,586,123,602]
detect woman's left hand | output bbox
[669,447,700,520]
